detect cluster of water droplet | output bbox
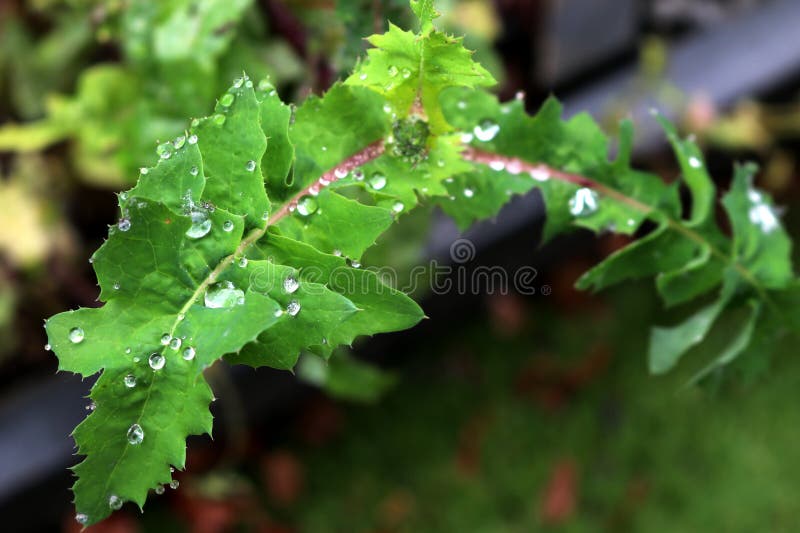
[389,117,430,164]
[747,188,779,234]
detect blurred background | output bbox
[2,0,800,531]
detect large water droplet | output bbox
[169,337,182,350]
[296,196,318,216]
[368,173,387,190]
[155,485,165,495]
[222,220,234,232]
[286,300,301,316]
[148,353,165,370]
[159,333,170,345]
[283,276,299,294]
[108,494,123,510]
[69,327,85,344]
[185,209,212,239]
[169,480,180,490]
[568,188,599,217]
[182,347,196,361]
[473,119,500,142]
[204,281,245,309]
[127,423,144,445]
[124,374,136,388]
[188,134,198,145]
[118,218,131,232]
[220,93,234,107]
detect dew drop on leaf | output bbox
[569,187,599,217]
[463,188,474,198]
[353,169,364,181]
[204,281,245,309]
[185,210,212,239]
[154,485,165,495]
[182,347,196,361]
[169,337,182,350]
[274,308,284,317]
[238,257,248,267]
[359,73,367,80]
[189,166,199,176]
[368,173,387,190]
[69,327,85,344]
[222,220,234,232]
[213,114,226,126]
[173,136,186,150]
[333,249,342,257]
[334,168,349,179]
[401,67,411,79]
[286,300,301,317]
[392,201,404,213]
[75,514,88,525]
[220,93,234,107]
[530,167,550,182]
[188,134,198,145]
[473,119,500,142]
[296,196,318,216]
[245,160,256,172]
[233,77,244,89]
[749,204,778,233]
[118,218,131,232]
[113,282,120,290]
[160,333,171,346]
[489,160,505,171]
[108,494,123,510]
[124,374,136,388]
[284,276,300,294]
[169,480,180,489]
[148,353,165,371]
[388,65,399,77]
[688,156,702,169]
[126,424,144,445]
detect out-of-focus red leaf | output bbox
[486,292,528,337]
[296,396,344,446]
[261,450,305,506]
[540,459,578,525]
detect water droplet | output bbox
[296,196,318,216]
[185,209,212,239]
[506,160,522,174]
[383,104,393,114]
[213,114,226,126]
[182,347,196,361]
[368,173,387,190]
[69,327,85,344]
[109,494,123,510]
[530,167,549,182]
[261,211,270,221]
[489,160,505,171]
[155,485,165,495]
[140,167,149,175]
[222,220,234,232]
[189,166,199,176]
[124,374,136,388]
[125,347,131,354]
[333,249,342,256]
[245,160,256,172]
[113,282,120,290]
[286,300,301,316]
[568,187,599,217]
[457,101,467,110]
[388,65,399,77]
[188,134,198,145]
[473,119,500,142]
[148,353,165,370]
[334,168,349,179]
[350,260,361,268]
[127,423,144,445]
[173,136,186,150]
[75,513,88,525]
[133,356,140,363]
[392,201,404,213]
[169,337,182,350]
[44,343,51,351]
[118,218,131,232]
[86,401,96,411]
[359,73,367,80]
[353,169,364,181]
[688,156,702,169]
[283,276,299,294]
[220,93,234,107]
[233,77,244,89]
[274,308,284,317]
[160,333,171,345]
[749,204,778,233]
[401,67,411,79]
[460,132,474,143]
[169,480,180,490]
[119,191,129,202]
[238,257,248,267]
[321,146,327,151]
[204,281,245,308]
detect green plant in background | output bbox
[43,0,798,526]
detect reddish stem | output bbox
[267,140,386,226]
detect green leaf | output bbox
[298,351,397,402]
